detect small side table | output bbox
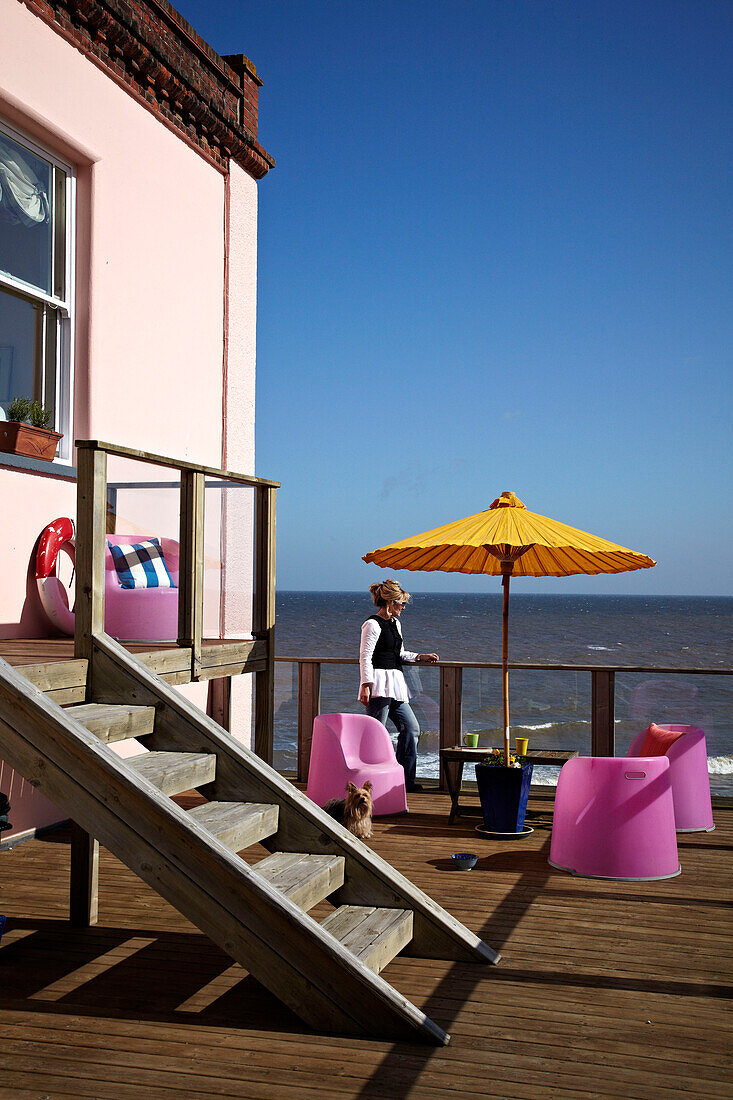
[439,746,579,824]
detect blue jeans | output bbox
[367,698,420,788]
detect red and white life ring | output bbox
[36,517,76,635]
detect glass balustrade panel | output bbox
[461,666,591,787]
[274,659,298,774]
[615,671,733,797]
[104,454,182,645]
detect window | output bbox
[0,121,75,462]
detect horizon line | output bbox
[275,590,732,598]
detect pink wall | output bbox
[0,0,261,636]
[226,162,259,477]
[0,470,77,637]
[0,1,262,836]
[1,0,228,464]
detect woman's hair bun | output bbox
[368,578,411,607]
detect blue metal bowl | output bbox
[451,852,478,870]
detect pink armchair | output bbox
[627,724,714,833]
[549,756,680,881]
[306,712,408,816]
[104,534,179,642]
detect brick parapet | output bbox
[19,0,275,179]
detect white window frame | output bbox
[0,118,75,465]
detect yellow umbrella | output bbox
[363,492,655,764]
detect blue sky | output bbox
[177,0,731,595]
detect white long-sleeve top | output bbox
[359,617,419,702]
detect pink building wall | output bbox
[0,0,267,841]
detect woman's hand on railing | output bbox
[418,653,439,663]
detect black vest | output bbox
[369,615,403,670]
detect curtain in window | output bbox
[0,137,49,227]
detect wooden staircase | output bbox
[0,638,500,1045]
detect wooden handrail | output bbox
[75,439,280,488]
[275,656,732,675]
[274,656,729,783]
[74,439,278,762]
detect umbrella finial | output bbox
[490,492,526,510]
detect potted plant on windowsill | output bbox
[0,398,63,462]
[475,748,534,836]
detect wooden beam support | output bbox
[74,446,107,669]
[69,821,99,926]
[72,449,106,928]
[254,485,276,764]
[207,676,232,732]
[297,661,321,782]
[591,669,615,757]
[178,469,205,676]
[439,666,462,790]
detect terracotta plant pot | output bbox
[0,421,63,462]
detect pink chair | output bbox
[306,712,408,816]
[627,725,714,833]
[104,535,179,642]
[549,756,680,880]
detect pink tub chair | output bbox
[105,534,179,642]
[549,756,680,880]
[627,724,714,833]
[306,712,408,816]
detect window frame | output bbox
[0,118,76,465]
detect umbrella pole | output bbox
[502,567,511,765]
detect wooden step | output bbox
[187,800,279,851]
[128,751,217,797]
[66,703,156,743]
[253,851,345,912]
[321,906,414,974]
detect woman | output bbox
[358,579,439,792]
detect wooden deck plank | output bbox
[0,791,730,1098]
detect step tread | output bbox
[321,905,414,973]
[253,851,345,911]
[187,800,279,851]
[65,703,156,743]
[128,750,217,796]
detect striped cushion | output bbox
[107,538,175,590]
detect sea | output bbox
[272,593,733,795]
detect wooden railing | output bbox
[274,656,731,785]
[74,439,279,761]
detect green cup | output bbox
[463,733,479,748]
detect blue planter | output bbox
[475,763,534,833]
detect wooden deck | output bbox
[0,788,730,1099]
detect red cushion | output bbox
[639,723,686,757]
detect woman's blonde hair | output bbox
[368,578,411,608]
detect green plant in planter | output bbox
[1,397,60,462]
[28,401,53,429]
[483,747,525,768]
[7,397,32,422]
[6,397,54,429]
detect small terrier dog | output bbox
[324,780,373,838]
